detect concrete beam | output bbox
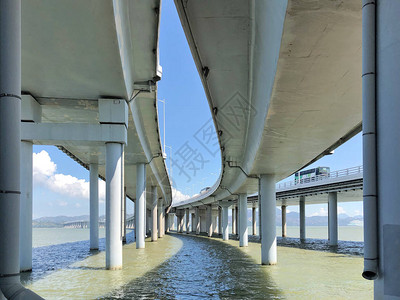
[21,122,127,145]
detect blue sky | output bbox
[32,1,363,219]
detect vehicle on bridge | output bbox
[295,167,330,184]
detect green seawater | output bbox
[27,227,371,299]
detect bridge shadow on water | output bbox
[101,233,284,300]
[20,231,136,285]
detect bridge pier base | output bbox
[136,163,146,249]
[328,192,338,246]
[260,174,277,265]
[105,142,123,270]
[151,186,157,242]
[90,163,99,250]
[300,197,306,243]
[239,194,248,247]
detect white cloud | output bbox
[310,207,328,217]
[33,150,105,202]
[286,209,292,213]
[75,203,81,208]
[171,186,190,204]
[33,151,57,183]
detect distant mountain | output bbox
[231,208,363,227]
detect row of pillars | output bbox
[18,142,168,272]
[177,186,342,266]
[281,192,338,246]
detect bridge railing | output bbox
[276,165,363,189]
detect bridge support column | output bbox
[158,200,163,238]
[161,204,164,236]
[221,205,229,241]
[259,175,277,265]
[20,141,33,272]
[90,163,99,250]
[186,208,190,234]
[161,202,165,236]
[179,211,184,233]
[135,163,146,249]
[232,207,236,235]
[252,205,257,236]
[195,207,200,235]
[151,186,157,242]
[260,175,277,265]
[106,143,123,270]
[122,187,126,244]
[370,1,400,295]
[0,1,42,298]
[328,192,338,246]
[300,196,306,242]
[239,194,248,247]
[235,206,238,236]
[207,205,213,237]
[281,205,287,238]
[218,207,222,235]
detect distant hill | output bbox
[227,208,363,227]
[33,214,133,228]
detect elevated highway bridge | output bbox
[0,0,399,299]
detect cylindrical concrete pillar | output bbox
[328,192,338,246]
[218,207,222,235]
[135,163,146,249]
[195,207,200,235]
[186,208,190,234]
[20,141,33,272]
[151,186,157,241]
[105,143,123,270]
[232,207,236,235]
[235,206,238,235]
[260,174,277,265]
[222,206,229,240]
[158,200,163,238]
[239,194,248,247]
[373,3,400,293]
[179,212,184,233]
[300,196,306,242]
[281,205,287,238]
[90,163,99,250]
[207,205,213,237]
[0,0,25,296]
[121,151,126,244]
[161,205,165,236]
[252,206,257,236]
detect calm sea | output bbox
[24,226,371,299]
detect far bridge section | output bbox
[63,216,135,230]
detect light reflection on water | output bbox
[23,229,372,299]
[101,234,283,300]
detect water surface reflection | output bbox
[102,234,283,299]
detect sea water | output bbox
[24,226,372,299]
